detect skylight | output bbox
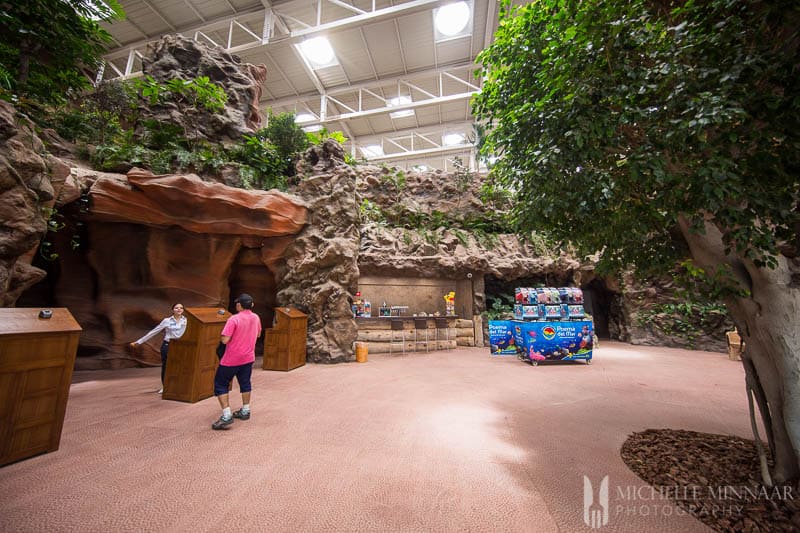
[295,113,317,123]
[362,145,384,158]
[388,96,414,119]
[442,133,466,146]
[298,37,338,68]
[434,2,472,40]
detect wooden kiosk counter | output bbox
[263,307,308,371]
[0,308,81,466]
[163,307,231,403]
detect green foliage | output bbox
[473,0,800,278]
[306,128,348,146]
[485,293,515,320]
[262,112,309,171]
[133,75,228,146]
[521,231,560,258]
[0,0,124,105]
[230,134,287,190]
[452,228,470,247]
[359,198,386,224]
[38,206,64,261]
[451,156,473,193]
[636,300,729,347]
[472,228,500,250]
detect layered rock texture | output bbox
[141,34,267,141]
[277,141,360,363]
[0,101,71,306]
[28,167,307,368]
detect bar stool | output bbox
[413,318,429,352]
[389,319,405,355]
[434,317,450,350]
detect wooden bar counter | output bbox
[0,308,81,466]
[355,316,469,353]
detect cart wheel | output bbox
[586,359,593,365]
[530,360,538,367]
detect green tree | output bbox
[0,0,124,105]
[262,111,310,173]
[474,0,800,483]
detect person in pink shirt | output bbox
[211,294,262,430]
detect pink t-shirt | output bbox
[220,309,262,366]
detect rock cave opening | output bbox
[227,248,278,355]
[582,278,615,340]
[483,274,618,341]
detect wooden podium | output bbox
[263,307,308,371]
[163,307,230,403]
[0,308,81,466]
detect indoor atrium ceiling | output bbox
[97,0,505,172]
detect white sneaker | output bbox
[157,388,163,394]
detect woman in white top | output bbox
[131,303,187,393]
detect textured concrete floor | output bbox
[0,342,749,532]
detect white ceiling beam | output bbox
[264,61,477,109]
[363,144,472,163]
[104,0,450,61]
[355,121,475,144]
[321,91,475,122]
[483,0,498,49]
[327,0,367,16]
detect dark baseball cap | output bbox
[235,293,253,306]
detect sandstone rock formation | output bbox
[0,101,71,305]
[277,140,360,363]
[23,167,308,369]
[141,34,267,141]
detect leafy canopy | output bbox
[473,0,799,276]
[0,0,124,105]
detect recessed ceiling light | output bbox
[298,36,337,68]
[435,2,471,38]
[295,113,317,123]
[362,145,384,158]
[442,133,465,146]
[388,96,414,119]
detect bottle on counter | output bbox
[354,291,363,317]
[364,301,372,317]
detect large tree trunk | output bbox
[678,215,800,482]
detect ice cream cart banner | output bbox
[511,320,593,362]
[488,320,518,355]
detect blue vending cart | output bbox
[511,319,594,366]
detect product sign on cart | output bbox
[488,320,517,355]
[511,320,593,363]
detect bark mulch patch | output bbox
[621,429,799,532]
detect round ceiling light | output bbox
[435,2,470,37]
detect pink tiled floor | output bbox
[0,342,748,532]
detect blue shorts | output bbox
[214,362,253,396]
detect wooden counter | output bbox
[0,308,81,466]
[163,307,230,403]
[355,316,472,353]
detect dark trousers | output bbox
[160,340,169,385]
